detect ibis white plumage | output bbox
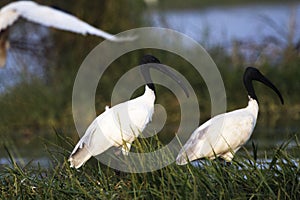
[176,67,284,165]
[0,1,133,67]
[68,55,189,169]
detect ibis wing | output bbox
[70,116,112,158]
[71,98,153,157]
[177,109,256,165]
[176,116,218,165]
[0,10,20,31]
[2,1,133,41]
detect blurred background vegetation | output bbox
[0,0,299,160]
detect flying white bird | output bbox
[69,55,189,169]
[176,67,284,165]
[0,1,134,67]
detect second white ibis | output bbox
[176,67,284,165]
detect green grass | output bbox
[1,134,299,199]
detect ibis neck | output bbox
[244,79,258,103]
[247,96,259,118]
[146,83,156,95]
[141,65,156,95]
[143,85,156,105]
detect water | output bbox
[0,21,52,93]
[191,158,300,170]
[148,3,300,47]
[0,157,50,168]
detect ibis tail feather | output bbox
[68,144,92,169]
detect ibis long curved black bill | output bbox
[140,55,189,97]
[243,67,284,104]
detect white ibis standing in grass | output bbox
[0,1,134,67]
[69,55,189,169]
[176,67,284,165]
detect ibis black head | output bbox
[139,54,189,97]
[243,67,284,104]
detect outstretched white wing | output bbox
[0,1,134,41]
[0,10,19,31]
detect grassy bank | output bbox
[0,134,299,199]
